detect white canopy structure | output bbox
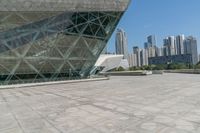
[95,54,129,72]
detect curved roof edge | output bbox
[0,0,131,12]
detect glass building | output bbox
[0,0,130,85]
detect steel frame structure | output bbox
[0,0,130,85]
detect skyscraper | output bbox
[184,36,198,64]
[115,28,129,59]
[168,36,176,55]
[163,38,169,56]
[163,36,176,56]
[128,54,137,67]
[145,35,157,58]
[155,46,161,57]
[160,47,165,57]
[147,47,156,58]
[147,35,157,47]
[176,35,185,55]
[144,42,151,49]
[140,49,149,66]
[133,46,141,67]
[156,47,163,57]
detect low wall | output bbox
[164,69,200,74]
[152,70,164,74]
[102,71,152,76]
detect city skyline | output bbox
[114,32,199,55]
[107,0,200,53]
[128,34,199,67]
[113,27,199,67]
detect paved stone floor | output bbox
[1,73,200,133]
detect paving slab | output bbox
[0,73,200,133]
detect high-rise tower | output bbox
[115,28,129,59]
[176,35,185,55]
[147,35,157,47]
[184,36,198,64]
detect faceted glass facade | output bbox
[0,0,130,85]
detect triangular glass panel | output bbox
[83,24,94,36]
[96,28,106,38]
[76,24,87,33]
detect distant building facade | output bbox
[147,35,157,47]
[176,35,185,55]
[163,36,176,56]
[144,42,151,49]
[184,36,198,64]
[140,49,149,66]
[133,46,141,67]
[147,47,156,58]
[115,28,129,59]
[128,54,137,67]
[149,54,192,65]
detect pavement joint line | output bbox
[0,91,26,133]
[23,101,63,133]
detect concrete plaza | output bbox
[1,73,200,133]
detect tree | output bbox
[152,64,165,70]
[195,64,200,69]
[168,63,182,70]
[129,66,140,71]
[116,66,125,71]
[143,65,152,70]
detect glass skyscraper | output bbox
[184,36,198,65]
[147,35,156,47]
[0,0,131,85]
[115,28,128,59]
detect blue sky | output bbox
[107,0,200,53]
